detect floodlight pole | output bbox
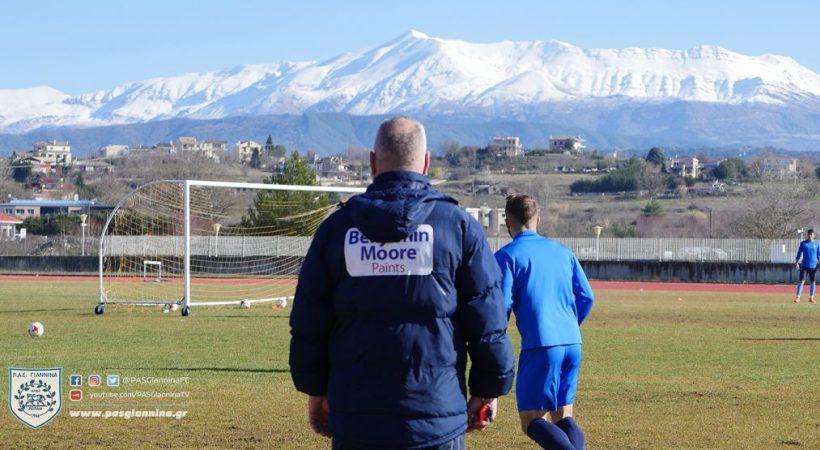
[80,214,88,257]
[213,223,221,258]
[183,180,191,315]
[593,225,603,261]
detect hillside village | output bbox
[1,131,818,249]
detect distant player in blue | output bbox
[495,194,595,450]
[794,229,819,304]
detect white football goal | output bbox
[96,180,364,316]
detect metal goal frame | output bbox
[96,179,364,315]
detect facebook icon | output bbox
[69,374,82,387]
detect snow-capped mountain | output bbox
[1,30,819,134]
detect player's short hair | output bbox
[505,193,539,226]
[808,229,815,235]
[374,116,426,168]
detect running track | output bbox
[0,274,794,294]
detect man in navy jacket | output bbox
[289,116,515,449]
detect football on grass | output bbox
[28,322,44,337]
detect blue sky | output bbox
[1,0,817,94]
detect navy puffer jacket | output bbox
[289,170,514,449]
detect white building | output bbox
[464,207,505,234]
[99,145,128,158]
[235,141,263,165]
[760,156,799,179]
[549,136,584,153]
[488,136,522,157]
[33,140,73,166]
[10,153,50,174]
[313,156,350,180]
[76,159,115,174]
[0,212,23,239]
[174,137,225,161]
[669,156,700,179]
[201,140,227,157]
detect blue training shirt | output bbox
[495,230,595,350]
[796,239,820,269]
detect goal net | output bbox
[97,180,364,315]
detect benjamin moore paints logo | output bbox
[344,225,434,276]
[8,368,62,429]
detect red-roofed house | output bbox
[0,212,23,239]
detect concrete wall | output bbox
[0,256,98,274]
[581,261,796,284]
[0,257,798,284]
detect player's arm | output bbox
[795,244,804,269]
[455,219,515,400]
[571,254,595,325]
[494,251,515,320]
[289,221,335,397]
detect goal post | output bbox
[142,260,162,282]
[96,179,365,315]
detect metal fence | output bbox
[0,235,803,264]
[0,235,101,257]
[487,237,800,263]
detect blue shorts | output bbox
[515,344,582,412]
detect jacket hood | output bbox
[346,171,456,242]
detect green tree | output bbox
[264,135,287,159]
[641,199,664,216]
[666,175,684,190]
[645,147,665,167]
[610,221,638,237]
[272,145,287,158]
[11,156,31,182]
[74,172,102,199]
[442,141,461,166]
[570,157,646,194]
[242,151,328,229]
[22,215,82,236]
[715,158,746,180]
[250,149,261,169]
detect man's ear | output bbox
[536,215,542,226]
[370,151,377,177]
[422,151,430,175]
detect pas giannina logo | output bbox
[8,368,62,429]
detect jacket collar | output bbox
[367,171,431,192]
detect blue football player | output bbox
[495,193,595,450]
[794,228,819,304]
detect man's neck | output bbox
[515,228,536,237]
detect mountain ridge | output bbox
[2,98,818,158]
[1,30,818,134]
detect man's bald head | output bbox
[371,116,429,176]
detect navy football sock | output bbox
[556,417,586,450]
[526,418,574,450]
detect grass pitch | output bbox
[1,279,818,449]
